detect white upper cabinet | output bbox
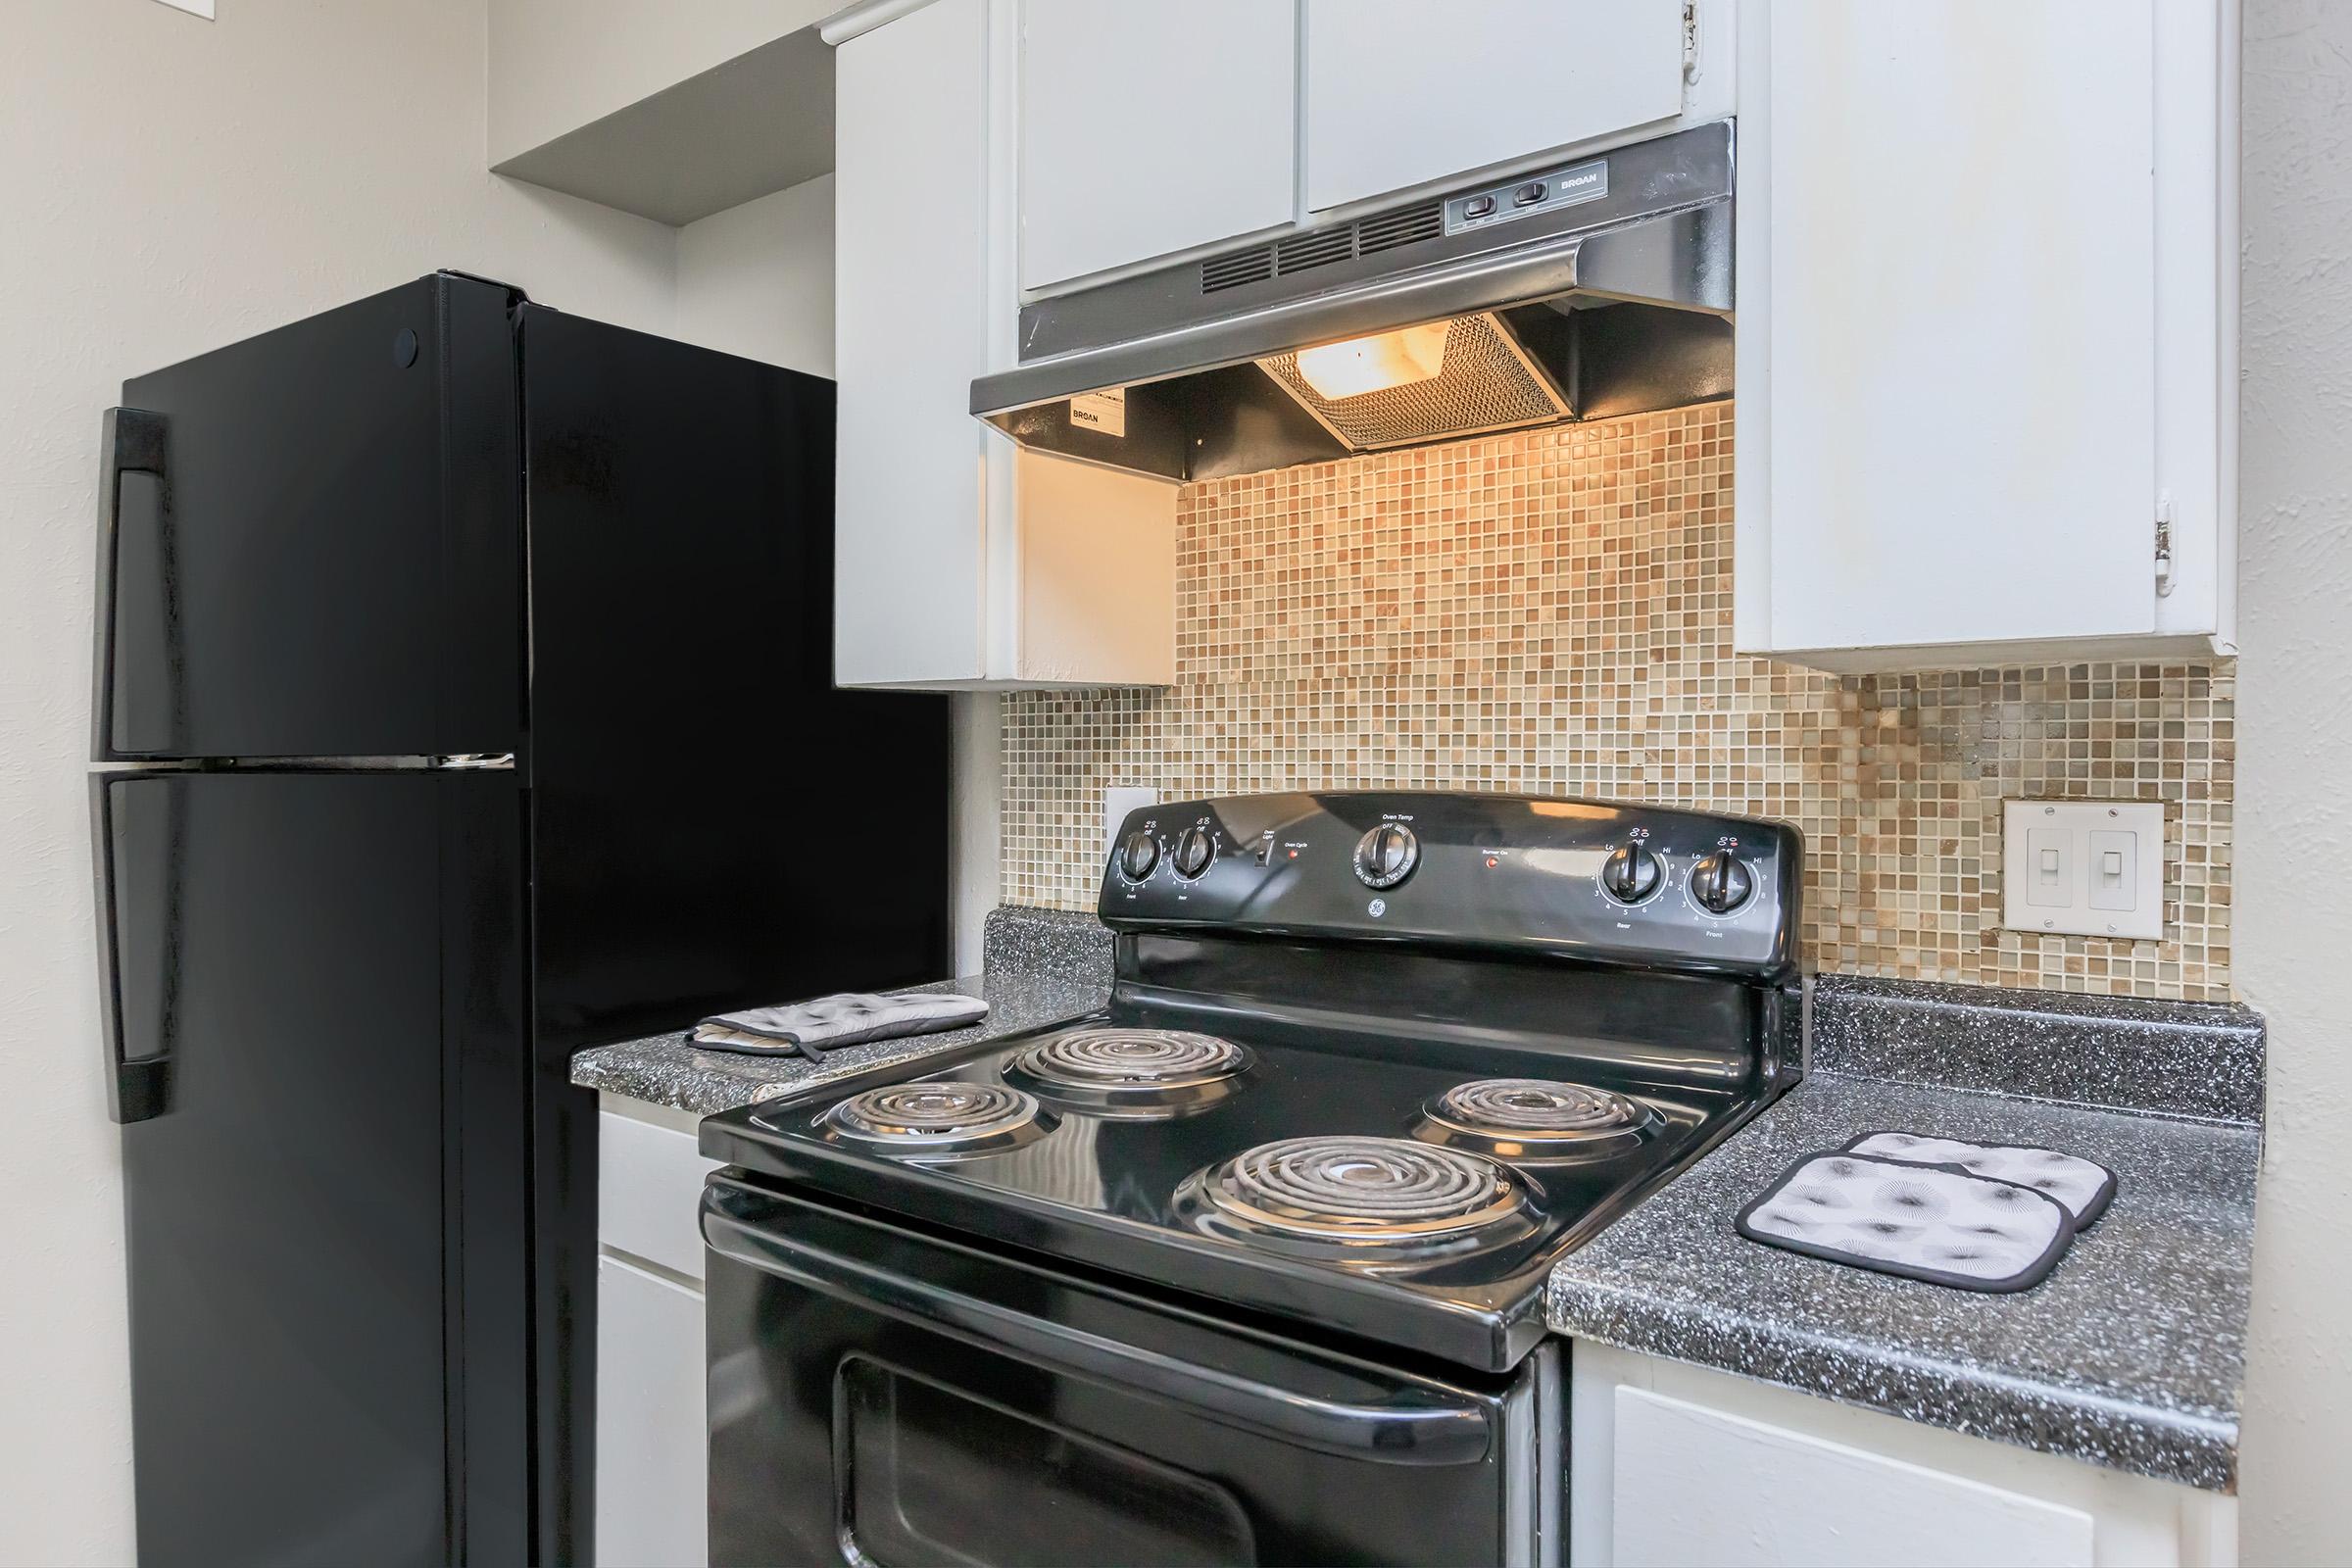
[835,0,1176,689]
[1735,0,2235,670]
[1301,0,1690,214]
[1017,0,1298,292]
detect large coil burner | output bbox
[1004,1027,1255,1116]
[822,1082,1052,1158]
[1414,1078,1660,1162]
[1178,1136,1535,1257]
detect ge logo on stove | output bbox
[1367,898,1388,917]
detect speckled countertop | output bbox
[1549,977,2264,1493]
[570,906,1114,1116]
[570,968,1109,1116]
[577,911,2262,1493]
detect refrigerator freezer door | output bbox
[98,273,521,760]
[99,769,531,1566]
[518,304,952,1054]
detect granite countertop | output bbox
[1548,975,2265,1494]
[576,908,2263,1493]
[570,906,1113,1117]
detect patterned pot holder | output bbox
[1736,1151,2077,1293]
[691,992,990,1062]
[1843,1131,2118,1232]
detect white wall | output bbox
[0,3,685,1561]
[2233,1,2352,1561]
[488,0,835,165]
[675,175,836,374]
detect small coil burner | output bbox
[1415,1078,1660,1162]
[1180,1136,1534,1256]
[823,1082,1052,1158]
[1004,1027,1255,1116]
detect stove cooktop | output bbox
[702,791,1803,1372]
[701,1004,1775,1371]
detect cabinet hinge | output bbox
[2154,494,2176,597]
[1682,1,1699,80]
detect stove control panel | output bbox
[1098,791,1800,978]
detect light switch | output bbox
[2025,829,2070,907]
[2088,830,2137,912]
[2002,801,2164,941]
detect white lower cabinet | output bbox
[596,1255,709,1568]
[596,1098,722,1568]
[1569,1343,2236,1568]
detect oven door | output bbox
[702,1176,1558,1568]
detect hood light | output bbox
[1290,320,1451,401]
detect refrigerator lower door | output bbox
[98,768,529,1566]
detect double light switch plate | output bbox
[2001,801,2164,941]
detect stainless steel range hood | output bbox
[972,122,1734,484]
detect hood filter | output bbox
[1256,314,1569,454]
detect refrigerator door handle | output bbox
[92,407,172,761]
[91,776,173,1123]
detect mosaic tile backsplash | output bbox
[999,402,2232,1002]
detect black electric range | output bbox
[700,791,1802,1566]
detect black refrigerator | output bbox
[89,270,951,1566]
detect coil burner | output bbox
[823,1082,1052,1158]
[1005,1027,1255,1116]
[1179,1136,1534,1257]
[1415,1078,1660,1162]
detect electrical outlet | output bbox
[2001,802,2164,940]
[1102,786,1158,858]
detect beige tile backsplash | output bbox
[999,402,2232,1001]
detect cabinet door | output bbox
[1018,0,1298,290]
[595,1256,708,1568]
[835,0,991,684]
[1302,0,1687,213]
[1738,0,2162,657]
[1612,1388,2093,1567]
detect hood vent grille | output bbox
[1358,202,1444,255]
[1257,313,1569,453]
[1200,200,1446,295]
[1200,248,1274,294]
[1276,227,1354,275]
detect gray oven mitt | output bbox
[692,992,989,1062]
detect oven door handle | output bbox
[703,1200,1496,1466]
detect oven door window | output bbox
[840,1356,1252,1567]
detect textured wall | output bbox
[1002,402,2233,1001]
[2233,0,2352,1559]
[0,5,681,1560]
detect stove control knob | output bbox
[1171,826,1217,880]
[1353,823,1420,889]
[1116,830,1160,882]
[1600,844,1663,904]
[1690,850,1755,914]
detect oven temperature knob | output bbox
[1690,850,1755,914]
[1353,823,1420,889]
[1600,844,1663,904]
[1171,826,1217,880]
[1116,830,1160,882]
